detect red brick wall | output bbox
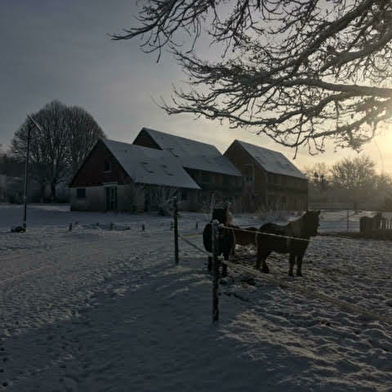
[69,140,130,187]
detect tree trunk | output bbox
[51,183,56,202]
[39,182,46,202]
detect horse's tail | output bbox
[202,223,212,253]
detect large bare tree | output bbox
[114,0,392,155]
[331,155,377,194]
[11,100,105,200]
[65,105,106,174]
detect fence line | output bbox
[176,219,392,325]
[178,230,392,325]
[173,204,392,324]
[182,229,392,262]
[178,234,209,256]
[182,232,203,238]
[181,228,392,262]
[222,225,311,242]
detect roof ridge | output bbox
[142,127,221,150]
[105,139,166,154]
[235,139,285,156]
[233,139,306,179]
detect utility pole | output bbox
[22,122,31,231]
[22,115,43,231]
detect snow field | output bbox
[0,204,392,391]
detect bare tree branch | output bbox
[115,0,392,152]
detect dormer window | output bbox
[104,160,111,173]
[141,162,154,173]
[161,164,173,176]
[168,148,179,158]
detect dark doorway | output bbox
[105,186,117,211]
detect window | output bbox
[77,188,86,199]
[104,160,111,173]
[243,164,253,182]
[181,190,188,201]
[201,172,209,183]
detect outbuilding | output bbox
[69,139,200,212]
[133,128,243,209]
[224,140,308,211]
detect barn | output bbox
[224,140,308,211]
[69,139,200,212]
[133,128,243,209]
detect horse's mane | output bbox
[287,218,303,237]
[288,211,319,238]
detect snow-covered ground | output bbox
[1,204,392,391]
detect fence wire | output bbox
[178,234,209,256]
[176,216,392,326]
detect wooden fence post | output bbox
[173,197,179,265]
[212,219,220,322]
[346,209,350,232]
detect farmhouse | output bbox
[69,139,200,212]
[133,128,243,208]
[224,140,308,211]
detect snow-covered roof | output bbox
[139,128,242,177]
[234,140,307,179]
[103,139,200,190]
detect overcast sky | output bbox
[1,0,391,174]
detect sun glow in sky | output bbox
[1,0,391,177]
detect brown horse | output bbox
[229,225,259,251]
[256,210,320,277]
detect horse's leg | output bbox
[221,261,228,277]
[255,247,262,270]
[261,255,270,273]
[288,253,295,277]
[296,254,304,277]
[207,256,212,272]
[256,250,271,273]
[222,250,231,277]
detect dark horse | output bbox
[203,204,235,277]
[256,210,320,277]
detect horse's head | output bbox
[212,207,229,225]
[303,210,320,237]
[212,202,233,226]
